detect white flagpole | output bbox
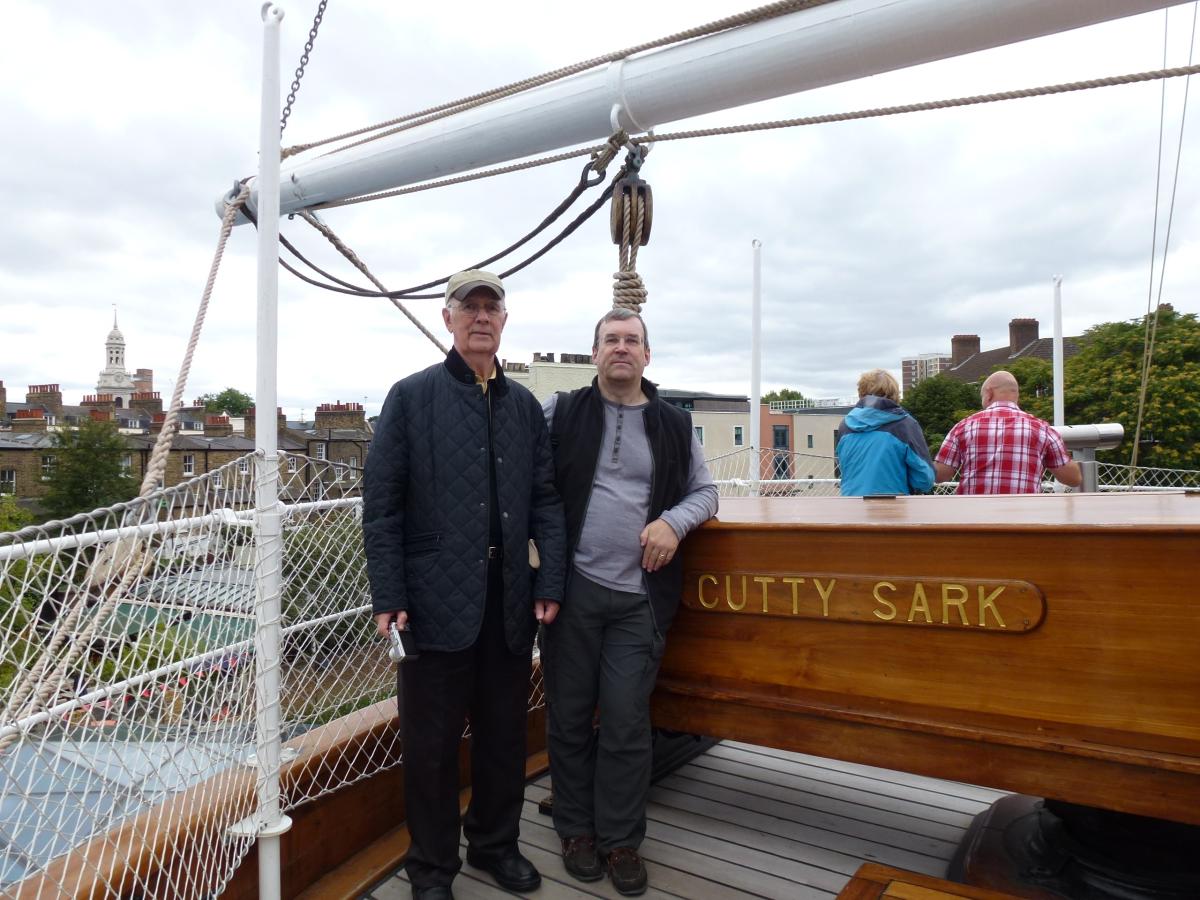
[750,240,763,496]
[1053,275,1065,427]
[252,6,291,899]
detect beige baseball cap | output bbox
[445,269,505,304]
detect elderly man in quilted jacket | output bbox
[364,269,566,900]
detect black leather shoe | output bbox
[465,848,541,892]
[411,886,453,900]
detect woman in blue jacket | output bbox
[835,369,935,496]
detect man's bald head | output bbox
[981,370,1020,406]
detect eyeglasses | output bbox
[451,300,505,318]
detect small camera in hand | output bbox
[388,622,419,663]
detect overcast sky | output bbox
[3,0,1199,418]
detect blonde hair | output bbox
[857,369,900,402]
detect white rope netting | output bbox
[705,448,1200,497]
[0,454,546,898]
[1097,462,1200,492]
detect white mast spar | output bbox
[221,0,1186,218]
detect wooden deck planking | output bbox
[704,744,1001,814]
[688,750,981,824]
[719,742,1011,806]
[363,741,1002,899]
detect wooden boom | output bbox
[653,492,1200,825]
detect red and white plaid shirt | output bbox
[935,401,1072,495]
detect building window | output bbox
[183,454,195,476]
[733,426,744,447]
[121,454,133,476]
[0,469,15,494]
[694,426,705,446]
[238,457,249,474]
[771,425,790,480]
[807,434,814,449]
[41,455,56,480]
[287,455,299,473]
[315,444,326,461]
[349,457,358,472]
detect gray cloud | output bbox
[2,1,1198,415]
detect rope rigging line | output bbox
[298,210,449,354]
[1131,6,1197,473]
[275,134,633,301]
[306,60,1200,216]
[311,145,605,210]
[280,170,622,300]
[631,62,1200,146]
[279,0,836,159]
[269,55,1200,344]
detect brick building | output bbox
[903,318,1082,389]
[901,353,952,395]
[1,317,374,516]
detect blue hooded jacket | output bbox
[835,395,935,496]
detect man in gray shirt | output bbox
[542,308,717,896]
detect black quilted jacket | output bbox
[363,355,566,653]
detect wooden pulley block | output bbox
[609,176,653,246]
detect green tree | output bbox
[42,419,137,519]
[1060,307,1200,469]
[903,375,980,453]
[1001,357,1054,420]
[762,388,807,405]
[198,388,254,416]
[0,494,32,532]
[0,554,71,691]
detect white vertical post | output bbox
[750,240,763,496]
[1052,275,1065,427]
[253,5,291,899]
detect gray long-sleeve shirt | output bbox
[544,393,719,593]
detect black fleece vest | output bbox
[550,379,693,633]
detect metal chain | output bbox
[280,0,329,134]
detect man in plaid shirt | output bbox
[934,371,1081,494]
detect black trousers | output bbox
[544,570,664,853]
[400,562,532,889]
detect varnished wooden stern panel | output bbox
[653,493,1200,824]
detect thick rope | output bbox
[281,0,834,159]
[299,210,449,354]
[634,63,1200,146]
[612,184,648,314]
[141,185,252,496]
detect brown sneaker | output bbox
[561,835,603,882]
[607,847,648,896]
